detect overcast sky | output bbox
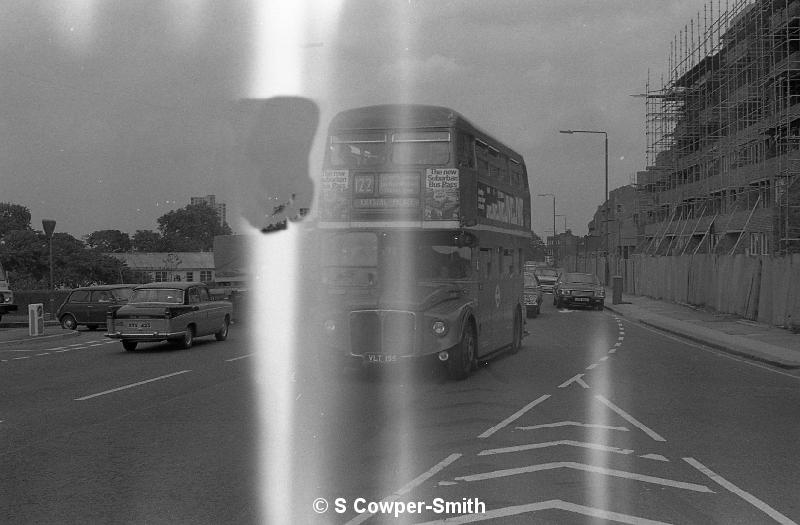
[1,0,701,239]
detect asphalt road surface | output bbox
[2,301,799,524]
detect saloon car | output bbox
[553,272,605,310]
[533,267,560,293]
[106,282,232,351]
[523,270,543,318]
[57,284,138,330]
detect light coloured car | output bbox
[533,267,560,294]
[106,282,232,351]
[523,270,543,318]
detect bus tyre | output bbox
[447,324,475,381]
[509,310,522,354]
[122,340,137,352]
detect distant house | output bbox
[212,234,252,291]
[109,252,215,284]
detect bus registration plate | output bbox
[575,297,589,302]
[366,354,398,363]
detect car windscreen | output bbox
[535,269,559,277]
[129,288,184,304]
[564,273,598,284]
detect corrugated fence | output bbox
[563,253,800,330]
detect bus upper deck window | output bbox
[330,133,386,167]
[391,131,450,165]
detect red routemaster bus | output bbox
[314,104,532,379]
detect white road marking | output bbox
[452,461,712,493]
[558,374,589,389]
[614,342,622,346]
[88,343,103,347]
[600,356,610,361]
[517,421,629,432]
[608,348,617,353]
[479,440,634,456]
[225,353,254,362]
[13,356,31,360]
[75,370,192,401]
[68,343,83,347]
[595,395,666,442]
[640,453,670,462]
[415,499,672,525]
[345,453,461,525]
[478,395,550,438]
[35,353,50,356]
[618,336,625,341]
[586,363,598,370]
[684,457,798,524]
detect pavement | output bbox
[605,293,800,369]
[2,297,799,369]
[0,315,78,346]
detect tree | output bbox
[0,229,125,289]
[0,202,32,237]
[86,229,132,252]
[132,230,164,252]
[157,203,232,251]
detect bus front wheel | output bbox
[447,324,475,380]
[509,310,522,354]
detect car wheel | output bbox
[61,314,77,330]
[509,310,522,354]
[122,340,138,352]
[447,323,476,380]
[597,301,604,311]
[178,326,194,349]
[215,317,230,341]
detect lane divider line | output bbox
[478,395,551,439]
[684,457,798,525]
[595,395,666,442]
[344,453,461,525]
[75,370,192,401]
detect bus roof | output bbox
[328,104,525,164]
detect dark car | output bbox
[533,267,560,294]
[553,272,605,310]
[523,270,543,318]
[106,282,232,351]
[57,284,138,330]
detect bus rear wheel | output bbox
[447,324,475,380]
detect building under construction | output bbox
[638,0,800,255]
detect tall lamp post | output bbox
[536,193,556,265]
[42,219,56,316]
[559,129,609,282]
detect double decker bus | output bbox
[314,104,531,379]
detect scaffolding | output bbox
[638,0,800,255]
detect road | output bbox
[2,302,799,524]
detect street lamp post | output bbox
[42,219,56,317]
[559,129,609,282]
[536,193,556,265]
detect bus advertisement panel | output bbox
[313,105,531,380]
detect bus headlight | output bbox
[323,319,336,332]
[431,320,448,336]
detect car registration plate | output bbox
[127,321,151,328]
[575,297,589,302]
[366,354,398,363]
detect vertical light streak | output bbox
[586,330,611,513]
[246,2,341,524]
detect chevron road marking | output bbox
[415,499,672,525]
[449,461,713,493]
[478,440,634,456]
[516,421,629,432]
[595,395,666,442]
[477,395,550,438]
